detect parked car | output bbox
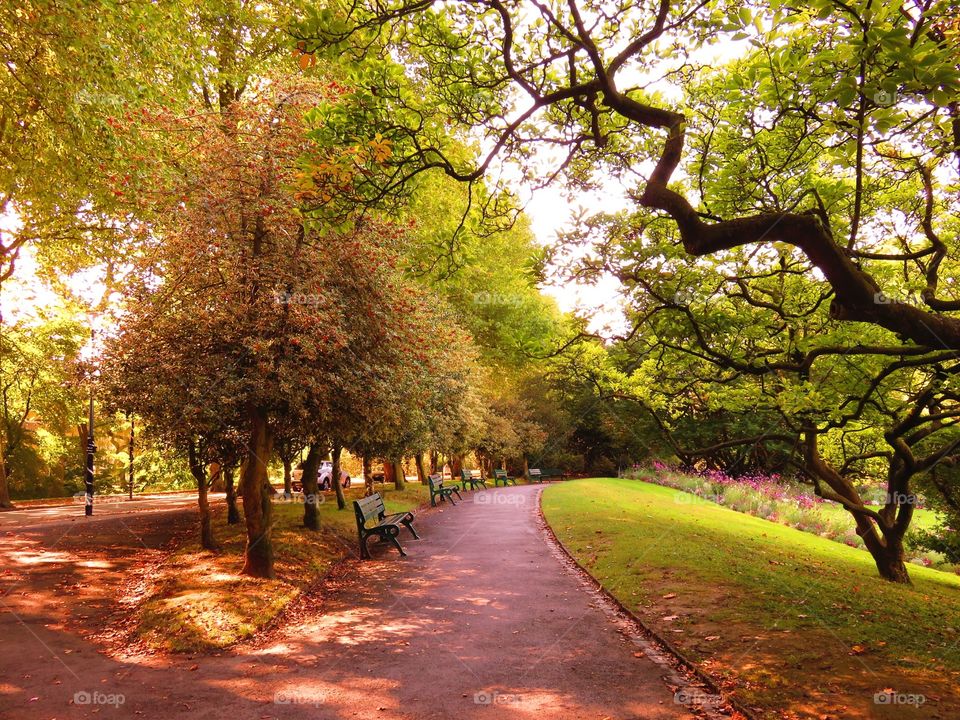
[291,461,351,492]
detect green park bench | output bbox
[493,469,516,486]
[353,492,419,559]
[459,468,487,491]
[528,468,543,482]
[428,472,462,507]
[541,468,566,480]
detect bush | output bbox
[913,522,960,564]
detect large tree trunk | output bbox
[523,455,530,480]
[429,450,438,474]
[872,545,911,583]
[240,409,275,578]
[804,430,911,583]
[0,453,12,509]
[224,465,240,524]
[392,459,405,491]
[859,524,911,583]
[363,454,374,495]
[451,454,463,479]
[188,441,218,552]
[415,453,427,484]
[331,443,346,510]
[301,442,323,530]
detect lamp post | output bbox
[128,414,134,501]
[84,325,96,516]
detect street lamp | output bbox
[84,324,96,516]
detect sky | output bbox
[3,187,630,336]
[523,184,629,335]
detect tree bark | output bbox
[363,453,374,494]
[429,450,438,474]
[209,462,224,492]
[282,455,293,500]
[224,465,240,524]
[870,540,911,583]
[415,453,427,484]
[331,443,346,510]
[804,429,911,583]
[0,452,12,509]
[392,458,405,491]
[240,408,275,578]
[451,454,463,479]
[188,441,218,552]
[301,442,323,530]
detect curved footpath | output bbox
[0,483,696,719]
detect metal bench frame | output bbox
[353,493,419,559]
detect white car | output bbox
[292,461,351,492]
[319,461,351,490]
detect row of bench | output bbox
[354,467,566,558]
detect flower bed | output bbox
[625,463,947,569]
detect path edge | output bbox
[535,483,759,720]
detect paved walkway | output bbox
[0,484,691,719]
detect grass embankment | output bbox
[137,484,428,653]
[542,478,960,720]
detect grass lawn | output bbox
[136,483,428,653]
[542,477,960,720]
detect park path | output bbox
[1,484,692,719]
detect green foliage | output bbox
[0,306,86,498]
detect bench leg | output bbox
[446,492,457,506]
[430,493,438,507]
[387,533,407,557]
[402,518,420,540]
[452,488,463,501]
[359,533,371,560]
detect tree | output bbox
[102,79,347,576]
[0,309,86,506]
[299,0,959,583]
